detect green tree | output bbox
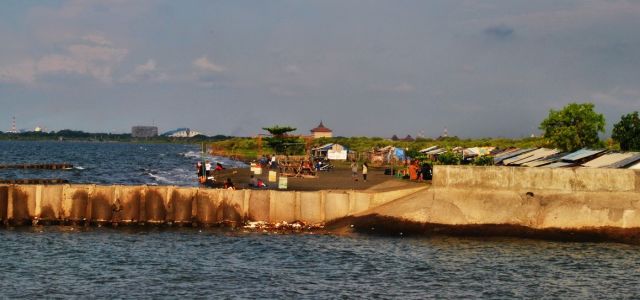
[612,111,640,151]
[539,103,605,151]
[262,125,303,155]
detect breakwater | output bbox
[3,166,640,243]
[345,166,640,242]
[0,184,424,226]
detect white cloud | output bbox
[193,56,225,73]
[0,35,127,84]
[0,61,36,84]
[82,34,113,46]
[120,59,168,83]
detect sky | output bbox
[1,0,639,138]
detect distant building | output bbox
[132,126,158,138]
[162,128,202,138]
[310,121,333,139]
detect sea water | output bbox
[0,140,246,186]
[1,141,639,298]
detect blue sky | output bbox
[1,0,639,137]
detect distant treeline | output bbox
[209,135,550,159]
[0,130,232,143]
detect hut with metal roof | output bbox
[582,152,639,168]
[502,148,560,166]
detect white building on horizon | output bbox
[162,128,203,138]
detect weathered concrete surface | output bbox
[360,188,640,229]
[434,165,640,192]
[0,183,422,226]
[5,166,638,238]
[340,166,640,242]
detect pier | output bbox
[0,163,73,170]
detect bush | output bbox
[436,152,462,165]
[473,155,494,166]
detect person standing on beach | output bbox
[362,162,368,182]
[351,160,358,181]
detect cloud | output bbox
[283,64,301,75]
[370,82,416,93]
[591,87,640,109]
[82,34,113,46]
[269,86,297,97]
[0,35,127,84]
[484,24,514,39]
[193,56,225,73]
[120,59,168,83]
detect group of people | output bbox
[350,160,369,182]
[407,160,432,181]
[258,155,278,170]
[196,160,227,187]
[196,160,225,178]
[249,174,268,188]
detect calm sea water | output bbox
[1,227,640,299]
[0,140,246,186]
[1,141,640,298]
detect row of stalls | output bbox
[493,148,640,169]
[418,145,640,169]
[312,144,409,166]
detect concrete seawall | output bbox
[4,166,640,242]
[346,166,640,242]
[0,184,425,226]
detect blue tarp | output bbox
[395,148,406,160]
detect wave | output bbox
[147,172,175,184]
[182,151,203,158]
[74,166,85,170]
[181,151,248,168]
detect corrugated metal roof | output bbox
[494,148,535,164]
[582,152,637,168]
[607,153,640,168]
[522,159,555,167]
[463,147,495,157]
[493,148,521,158]
[312,143,335,151]
[424,148,447,155]
[541,162,574,168]
[419,146,439,153]
[561,149,606,162]
[503,148,560,166]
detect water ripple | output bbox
[2,228,639,298]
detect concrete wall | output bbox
[363,166,640,230]
[433,165,640,192]
[0,184,423,226]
